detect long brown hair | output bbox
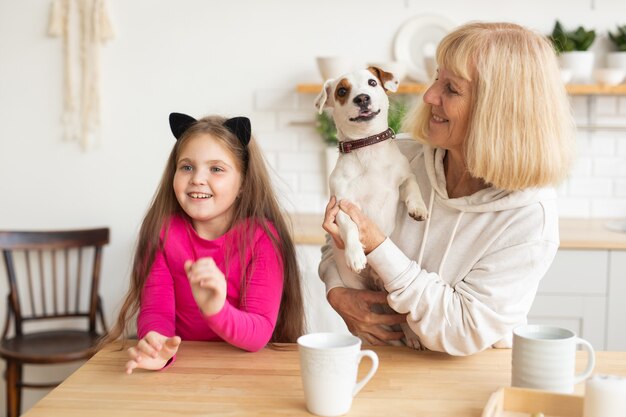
[105,115,304,345]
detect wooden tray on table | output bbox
[481,387,584,417]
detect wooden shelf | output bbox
[297,82,626,96]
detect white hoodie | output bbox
[319,135,560,356]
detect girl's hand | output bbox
[185,257,227,316]
[323,197,386,254]
[125,331,181,374]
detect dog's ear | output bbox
[314,79,335,114]
[368,66,399,93]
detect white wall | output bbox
[1,0,626,415]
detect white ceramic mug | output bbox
[512,325,595,393]
[298,332,379,417]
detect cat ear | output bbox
[224,117,251,146]
[169,112,197,140]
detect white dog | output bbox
[315,67,428,289]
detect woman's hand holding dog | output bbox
[323,196,386,254]
[323,196,407,344]
[185,257,227,316]
[327,287,407,345]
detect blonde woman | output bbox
[320,22,575,355]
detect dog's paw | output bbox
[407,199,429,221]
[344,245,367,273]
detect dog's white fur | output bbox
[316,67,428,283]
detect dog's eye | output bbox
[368,79,377,87]
[337,87,347,97]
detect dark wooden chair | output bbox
[0,228,109,417]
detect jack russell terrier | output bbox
[315,66,428,293]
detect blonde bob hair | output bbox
[406,22,575,191]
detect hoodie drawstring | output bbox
[438,211,464,278]
[417,189,435,265]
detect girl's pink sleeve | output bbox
[204,233,284,352]
[137,249,176,339]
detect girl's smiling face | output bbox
[422,68,473,152]
[173,134,242,239]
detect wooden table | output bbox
[23,342,626,417]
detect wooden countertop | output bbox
[22,341,626,417]
[290,213,626,250]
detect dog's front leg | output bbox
[335,210,367,273]
[400,175,428,221]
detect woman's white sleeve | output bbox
[367,237,558,355]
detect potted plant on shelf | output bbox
[316,97,411,183]
[608,24,626,71]
[549,20,596,83]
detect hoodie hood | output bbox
[423,145,557,213]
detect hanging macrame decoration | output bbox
[48,0,114,150]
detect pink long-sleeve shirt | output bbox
[137,215,284,352]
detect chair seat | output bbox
[0,330,102,364]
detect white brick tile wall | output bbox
[277,110,316,128]
[588,134,616,156]
[278,152,323,173]
[594,97,619,115]
[591,199,626,217]
[297,93,317,110]
[253,89,626,217]
[569,178,613,198]
[256,131,298,152]
[299,172,326,193]
[570,157,593,177]
[593,157,626,177]
[615,180,626,198]
[254,89,298,111]
[249,112,277,131]
[570,97,589,125]
[557,198,591,218]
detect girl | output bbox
[107,113,304,374]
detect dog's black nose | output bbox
[353,94,370,107]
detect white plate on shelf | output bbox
[393,14,456,83]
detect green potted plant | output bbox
[607,24,626,71]
[317,97,411,184]
[548,20,596,83]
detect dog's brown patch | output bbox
[334,78,352,106]
[368,66,394,91]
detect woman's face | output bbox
[422,68,473,152]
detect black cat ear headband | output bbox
[168,112,251,146]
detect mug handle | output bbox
[353,350,379,397]
[573,337,595,384]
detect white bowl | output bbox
[593,68,626,86]
[367,61,408,82]
[316,57,353,81]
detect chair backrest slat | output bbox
[0,228,109,336]
[24,251,36,317]
[75,248,83,314]
[64,248,69,314]
[52,249,58,315]
[38,250,47,315]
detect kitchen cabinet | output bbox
[529,249,626,351]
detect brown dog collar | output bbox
[338,128,395,153]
